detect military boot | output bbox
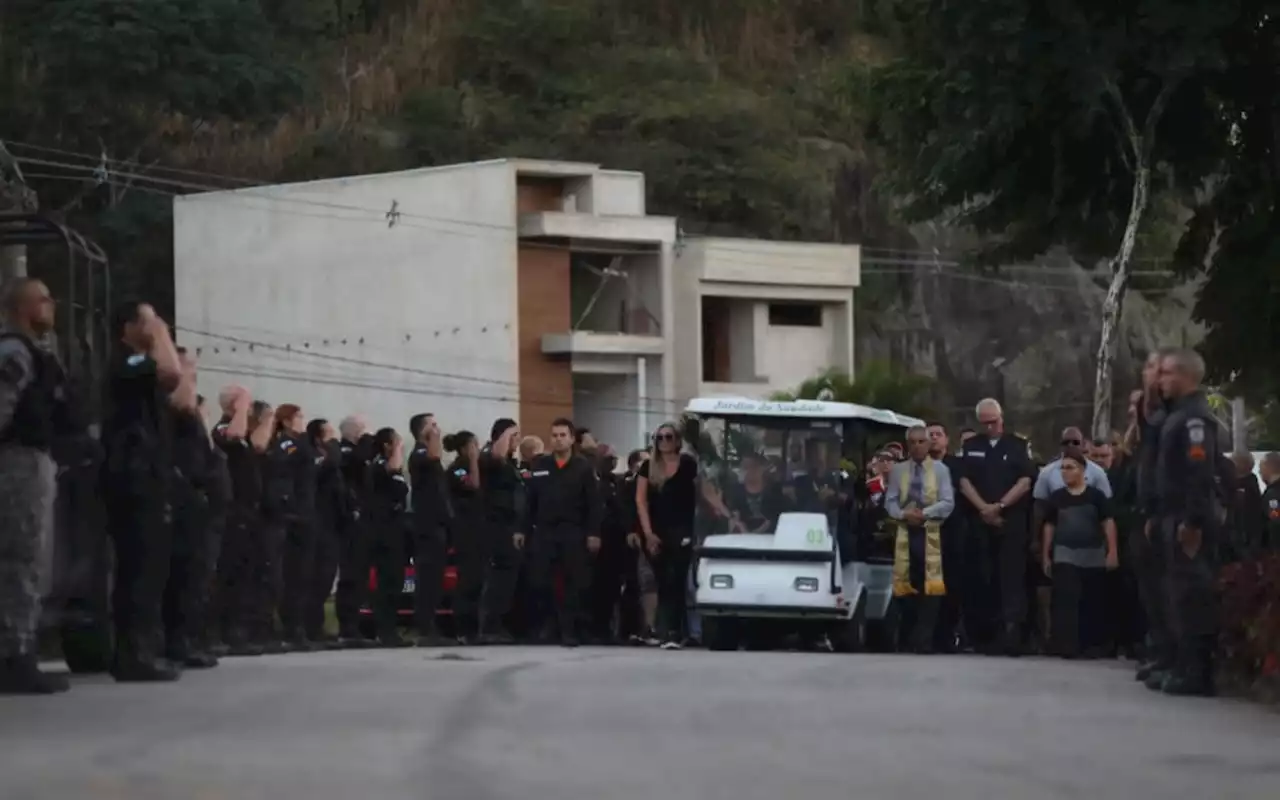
[1162,641,1216,697]
[111,636,181,683]
[0,655,71,695]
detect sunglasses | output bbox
[655,433,677,442]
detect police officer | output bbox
[1151,347,1220,696]
[407,413,450,646]
[957,398,1035,656]
[367,427,411,647]
[269,404,318,650]
[1133,350,1172,682]
[304,418,346,648]
[211,390,273,656]
[101,300,185,682]
[161,348,220,669]
[0,278,77,693]
[522,418,602,648]
[334,416,374,646]
[587,445,628,644]
[445,429,486,645]
[477,418,525,644]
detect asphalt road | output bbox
[2,648,1278,800]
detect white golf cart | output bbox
[685,397,924,653]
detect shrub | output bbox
[1218,554,1280,699]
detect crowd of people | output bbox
[1,278,1277,701]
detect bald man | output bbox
[957,398,1036,656]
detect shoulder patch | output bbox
[1186,417,1206,443]
[392,473,407,483]
[126,353,146,367]
[413,447,427,456]
[452,467,468,478]
[279,439,295,450]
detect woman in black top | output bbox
[1041,449,1119,658]
[305,418,347,646]
[367,427,410,647]
[636,422,700,648]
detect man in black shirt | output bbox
[957,398,1035,656]
[522,418,601,647]
[101,300,184,682]
[1151,348,1220,696]
[161,347,221,669]
[407,413,450,645]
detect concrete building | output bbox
[173,159,859,451]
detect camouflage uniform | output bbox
[0,336,58,659]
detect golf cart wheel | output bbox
[61,621,112,674]
[868,597,902,653]
[832,596,868,653]
[701,617,739,652]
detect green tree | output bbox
[863,0,1233,439]
[770,362,935,419]
[1172,3,1280,404]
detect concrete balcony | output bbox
[542,331,666,357]
[518,211,676,245]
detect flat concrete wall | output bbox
[174,161,521,436]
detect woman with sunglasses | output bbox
[635,422,699,649]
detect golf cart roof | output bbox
[684,397,925,430]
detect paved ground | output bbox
[1,648,1278,800]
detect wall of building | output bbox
[174,160,521,436]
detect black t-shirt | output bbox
[1044,486,1112,552]
[638,453,698,538]
[959,433,1034,508]
[409,445,448,528]
[103,348,171,483]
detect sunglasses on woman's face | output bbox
[655,433,677,442]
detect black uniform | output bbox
[101,348,176,678]
[211,418,263,652]
[1134,400,1170,671]
[588,466,628,642]
[958,432,1035,652]
[307,440,347,642]
[446,453,486,640]
[477,450,525,638]
[524,452,601,644]
[334,438,373,640]
[367,453,409,642]
[269,432,318,645]
[408,444,449,639]
[162,409,223,666]
[1153,390,1220,692]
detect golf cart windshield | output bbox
[683,398,925,557]
[693,415,852,544]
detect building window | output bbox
[767,302,822,327]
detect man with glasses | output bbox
[957,398,1035,656]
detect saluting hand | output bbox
[625,532,641,550]
[587,535,601,555]
[513,533,525,550]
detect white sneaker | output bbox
[660,640,683,650]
